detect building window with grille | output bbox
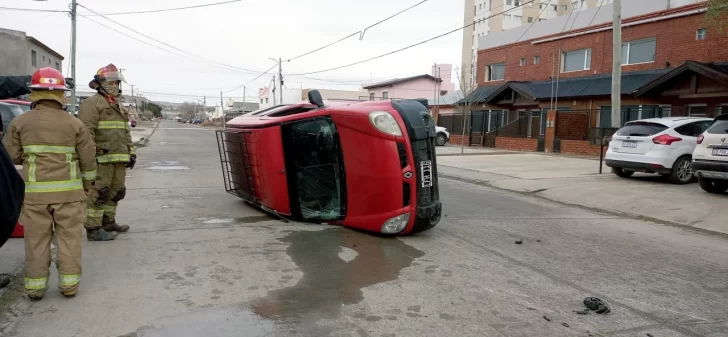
[369,92,375,100]
[622,37,656,65]
[487,63,505,81]
[382,91,389,100]
[562,48,591,72]
[696,28,707,40]
[534,56,540,64]
[520,58,526,66]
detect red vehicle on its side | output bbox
[216,90,441,235]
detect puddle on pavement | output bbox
[201,216,273,224]
[145,161,190,171]
[252,227,425,322]
[128,228,424,336]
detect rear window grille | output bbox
[397,143,408,169]
[403,182,411,207]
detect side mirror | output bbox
[308,89,325,108]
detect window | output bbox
[487,63,505,81]
[539,18,545,22]
[688,105,708,117]
[540,4,545,9]
[616,122,668,136]
[572,1,578,9]
[562,48,591,72]
[514,15,522,21]
[520,58,526,66]
[552,4,558,10]
[675,121,712,137]
[707,117,728,134]
[265,98,269,103]
[622,38,656,65]
[382,91,389,100]
[562,5,568,10]
[506,0,512,5]
[528,17,533,23]
[43,55,46,62]
[696,28,707,40]
[281,117,346,222]
[504,14,511,20]
[534,56,540,64]
[31,50,37,67]
[514,0,521,5]
[369,92,375,100]
[260,99,263,104]
[55,62,60,70]
[479,3,482,10]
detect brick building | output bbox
[440,2,728,155]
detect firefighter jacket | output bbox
[78,93,135,163]
[2,101,97,205]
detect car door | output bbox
[674,121,712,156]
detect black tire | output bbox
[612,167,634,178]
[669,156,694,184]
[436,133,447,146]
[698,177,728,194]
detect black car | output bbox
[0,102,25,138]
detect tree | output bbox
[706,0,728,32]
[179,102,196,121]
[454,65,480,154]
[146,102,163,118]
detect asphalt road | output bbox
[5,120,727,337]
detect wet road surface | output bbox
[5,121,727,337]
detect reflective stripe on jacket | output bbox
[78,94,135,162]
[2,101,97,205]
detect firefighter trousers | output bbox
[21,202,85,297]
[85,163,127,229]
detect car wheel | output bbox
[698,177,728,194]
[612,167,634,178]
[669,156,694,184]
[436,133,447,146]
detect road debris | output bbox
[527,307,536,310]
[542,315,551,322]
[573,309,590,315]
[561,323,570,327]
[515,239,523,244]
[583,297,611,314]
[646,334,654,337]
[0,274,10,289]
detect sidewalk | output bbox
[130,121,158,146]
[437,150,728,236]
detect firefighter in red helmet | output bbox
[79,64,135,239]
[2,67,97,300]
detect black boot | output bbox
[103,217,130,233]
[87,228,118,241]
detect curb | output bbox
[132,124,157,148]
[438,172,728,239]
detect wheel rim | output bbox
[677,159,692,181]
[437,136,445,145]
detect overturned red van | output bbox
[216,90,441,235]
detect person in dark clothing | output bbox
[0,140,23,248]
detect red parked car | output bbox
[216,90,441,235]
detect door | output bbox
[281,117,346,222]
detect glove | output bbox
[95,147,109,156]
[126,154,137,170]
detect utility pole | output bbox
[220,91,224,126]
[272,75,277,106]
[611,0,622,128]
[278,58,283,105]
[130,84,136,115]
[69,0,78,115]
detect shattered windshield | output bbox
[282,117,346,221]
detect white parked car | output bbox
[692,114,728,194]
[435,126,449,146]
[605,117,713,184]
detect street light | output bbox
[269,57,282,104]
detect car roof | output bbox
[627,116,713,127]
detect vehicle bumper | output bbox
[392,100,442,234]
[692,160,728,180]
[605,149,674,174]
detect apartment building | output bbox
[461,0,610,85]
[0,28,64,76]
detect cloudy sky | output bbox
[2,0,464,104]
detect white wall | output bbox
[259,88,303,109]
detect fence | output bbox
[437,110,546,147]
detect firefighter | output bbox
[79,64,136,237]
[2,67,98,300]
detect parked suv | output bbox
[605,117,713,184]
[435,126,450,146]
[692,114,728,194]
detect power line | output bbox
[588,0,607,27]
[77,3,269,76]
[561,3,576,32]
[223,64,278,94]
[515,0,552,43]
[0,6,67,13]
[80,0,243,16]
[567,3,584,32]
[285,0,428,62]
[288,0,534,76]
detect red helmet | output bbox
[29,67,69,91]
[89,63,125,89]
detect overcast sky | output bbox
[2,0,464,104]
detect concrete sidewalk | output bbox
[131,121,158,146]
[437,151,728,235]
